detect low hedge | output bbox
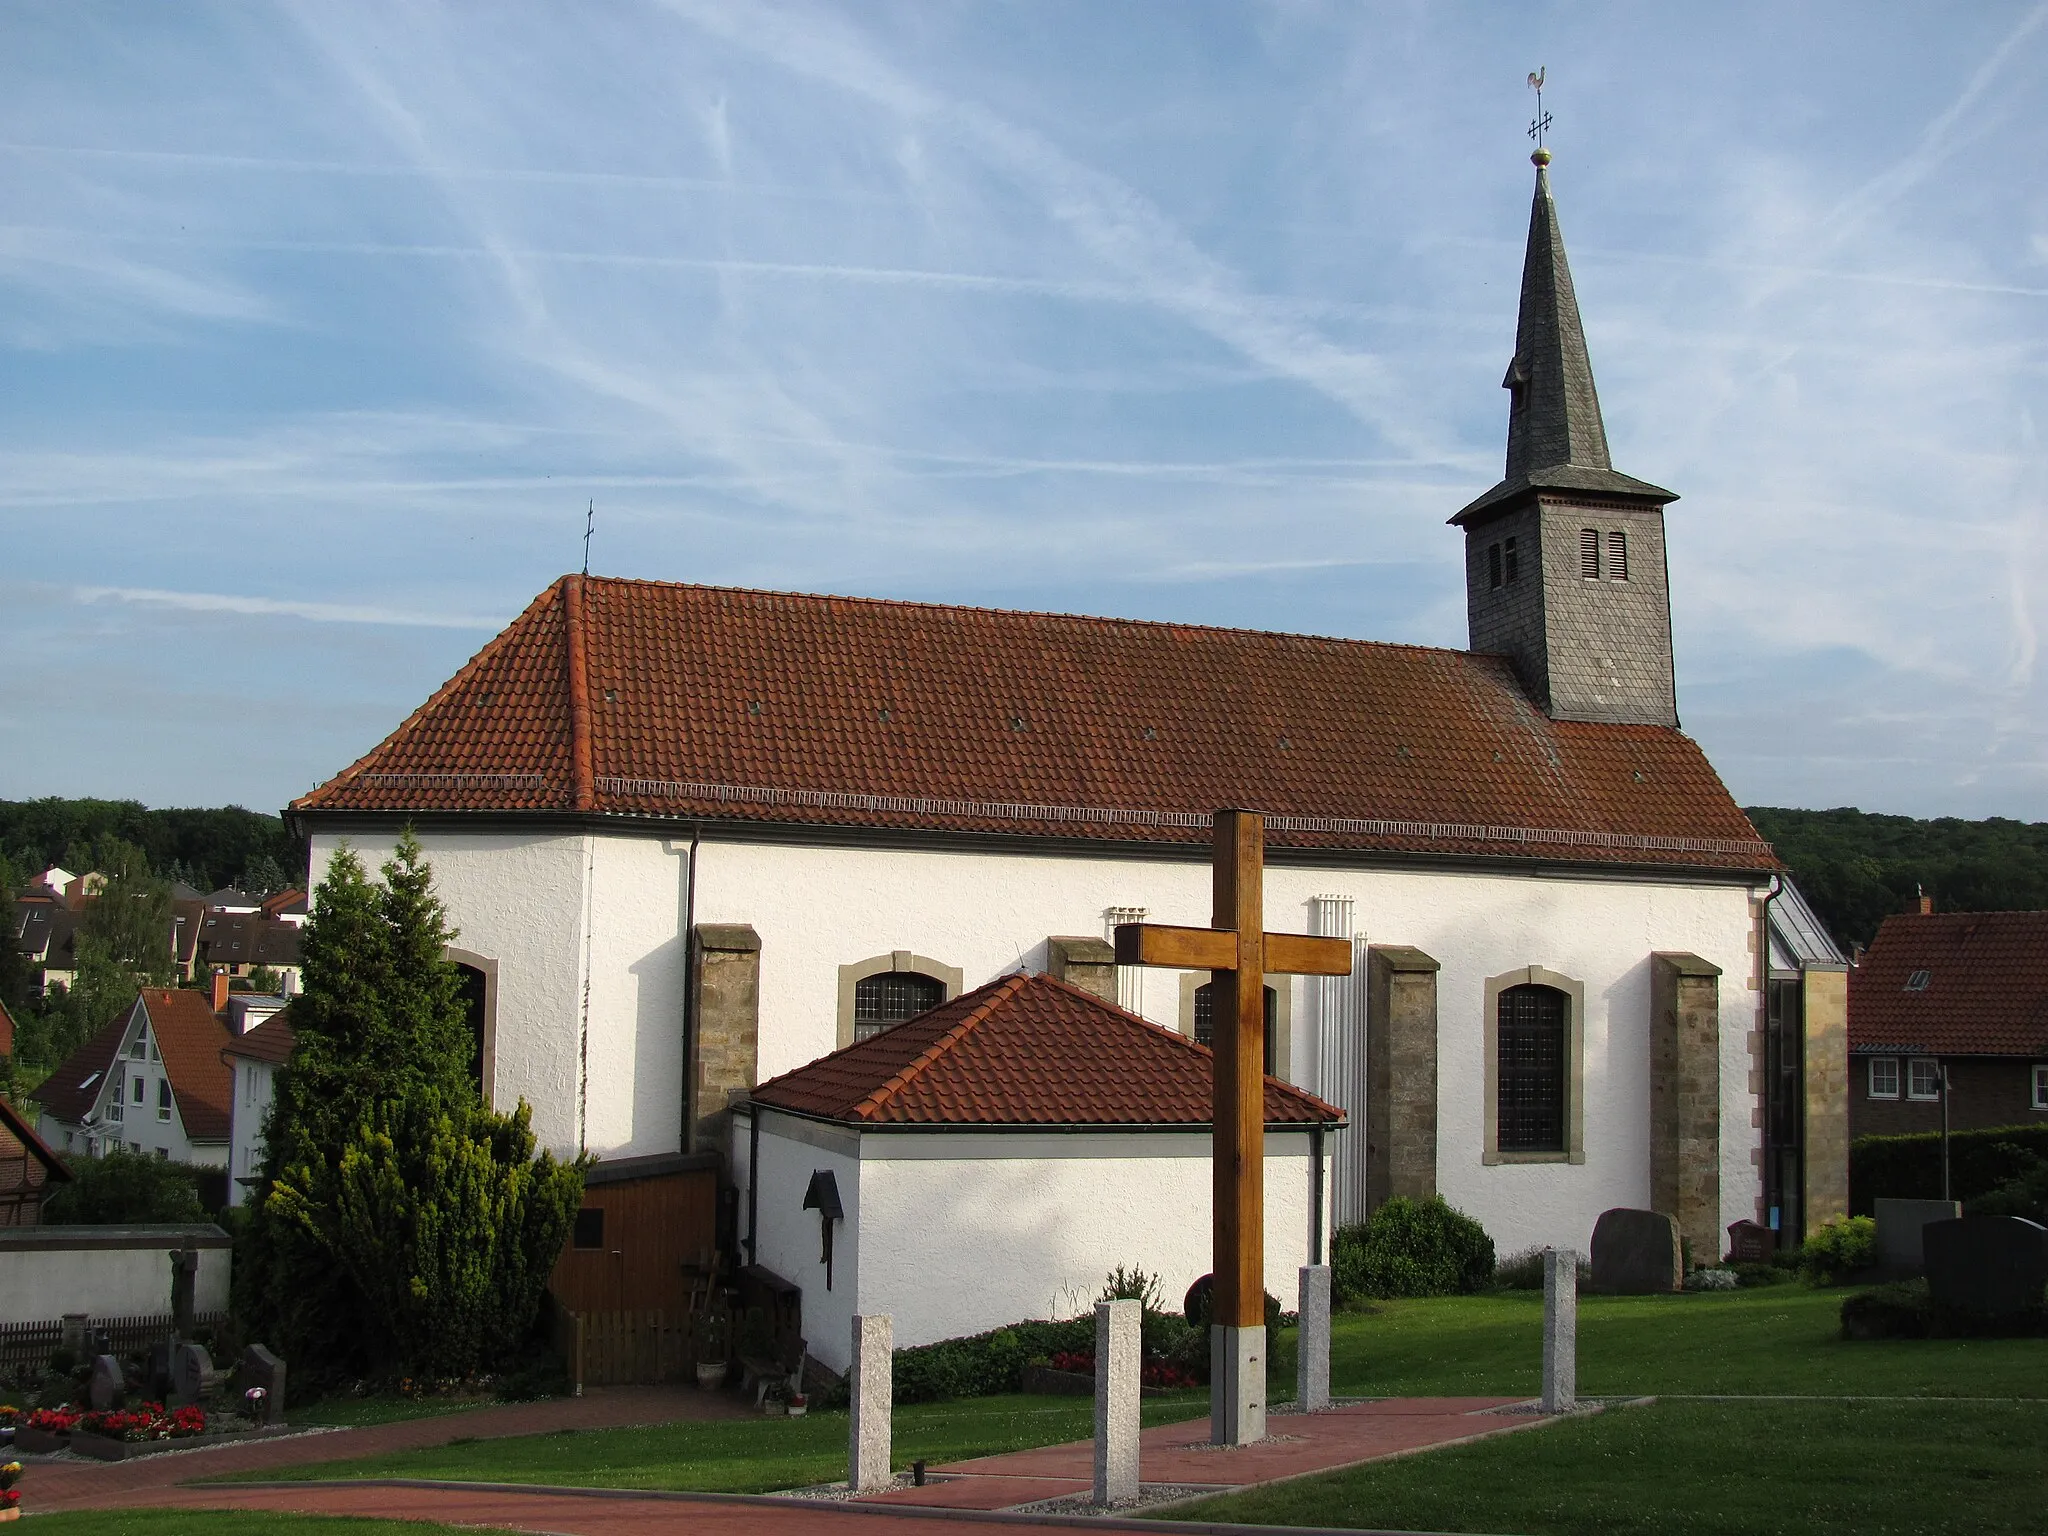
[1849,1123,2048,1214]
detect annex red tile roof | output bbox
[31,990,234,1144]
[0,1093,71,1200]
[751,971,1345,1128]
[223,1008,295,1067]
[293,575,1772,872]
[0,997,13,1059]
[1849,911,2048,1057]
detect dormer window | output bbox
[1579,529,1601,579]
[1905,969,1931,992]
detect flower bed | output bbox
[1045,1350,1199,1390]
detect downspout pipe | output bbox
[1757,870,1783,1238]
[746,1105,762,1266]
[1310,1123,1327,1265]
[679,822,701,1154]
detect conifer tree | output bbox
[240,832,583,1381]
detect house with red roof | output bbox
[0,1095,70,1226]
[221,1006,294,1205]
[286,159,1840,1313]
[1850,906,2048,1138]
[733,973,1343,1368]
[33,988,236,1167]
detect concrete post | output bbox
[1542,1248,1576,1414]
[1093,1299,1140,1506]
[849,1314,893,1492]
[1296,1264,1331,1412]
[1210,1325,1265,1445]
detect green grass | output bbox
[1326,1286,2048,1398]
[1161,1398,2048,1536]
[23,1515,516,1536]
[221,1390,1209,1493]
[291,1394,504,1428]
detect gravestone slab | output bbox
[1590,1208,1682,1294]
[1875,1198,1962,1276]
[1924,1216,2048,1320]
[89,1354,124,1412]
[1541,1248,1576,1413]
[170,1342,214,1407]
[1296,1265,1331,1413]
[1093,1299,1140,1506]
[242,1344,287,1425]
[848,1314,892,1493]
[1725,1220,1774,1265]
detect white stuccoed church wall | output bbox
[740,1114,1329,1374]
[318,826,1762,1256]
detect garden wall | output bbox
[0,1223,230,1325]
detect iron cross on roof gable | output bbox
[1111,808,1351,1446]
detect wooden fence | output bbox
[0,1312,230,1375]
[551,1304,702,1391]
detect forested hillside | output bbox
[1745,806,2048,950]
[0,797,304,894]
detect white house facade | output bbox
[34,990,232,1169]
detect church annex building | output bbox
[288,161,1848,1348]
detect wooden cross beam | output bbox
[1112,810,1351,1340]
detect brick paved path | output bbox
[25,1382,746,1514]
[41,1394,1554,1532]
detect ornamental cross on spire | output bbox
[1528,66,1552,159]
[1112,810,1351,1447]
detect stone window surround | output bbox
[1481,965,1586,1166]
[836,951,964,1049]
[1176,971,1292,1083]
[1867,1055,1900,1100]
[446,947,498,1108]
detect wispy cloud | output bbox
[72,585,504,631]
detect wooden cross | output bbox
[1112,810,1352,1375]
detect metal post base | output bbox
[1210,1324,1266,1445]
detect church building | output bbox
[289,159,1846,1318]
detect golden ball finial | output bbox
[1531,146,1552,167]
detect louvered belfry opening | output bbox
[852,971,945,1041]
[1497,983,1567,1152]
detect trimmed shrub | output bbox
[1967,1150,2048,1225]
[1333,1197,1496,1302]
[891,1318,1095,1404]
[1728,1260,1796,1288]
[1850,1123,2048,1214]
[1800,1215,1876,1285]
[41,1149,206,1225]
[1841,1280,1931,1340]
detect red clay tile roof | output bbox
[32,990,235,1143]
[293,577,1771,873]
[223,1008,295,1066]
[0,997,13,1059]
[751,971,1345,1128]
[1849,911,2048,1057]
[32,1006,131,1129]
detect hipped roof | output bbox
[750,971,1345,1129]
[293,575,1771,875]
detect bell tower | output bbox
[1452,148,1680,728]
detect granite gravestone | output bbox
[1589,1209,1682,1294]
[170,1342,216,1408]
[1725,1220,1774,1265]
[1924,1216,2048,1320]
[1875,1198,1962,1277]
[88,1354,124,1412]
[242,1344,287,1425]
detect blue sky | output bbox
[4,2,2046,820]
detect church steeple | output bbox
[1503,161,1611,482]
[1452,151,1681,729]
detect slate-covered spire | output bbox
[1454,152,1672,526]
[1504,161,1610,480]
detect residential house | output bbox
[221,1006,293,1206]
[0,1095,71,1225]
[32,985,234,1166]
[1850,905,2048,1137]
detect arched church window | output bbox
[853,971,945,1041]
[1497,983,1567,1152]
[1192,981,1277,1076]
[452,962,489,1098]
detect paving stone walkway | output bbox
[22,1382,748,1514]
[37,1394,1554,1532]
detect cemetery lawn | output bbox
[293,1393,505,1428]
[1159,1397,2048,1536]
[1307,1285,2048,1398]
[27,1514,515,1535]
[220,1390,1210,1493]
